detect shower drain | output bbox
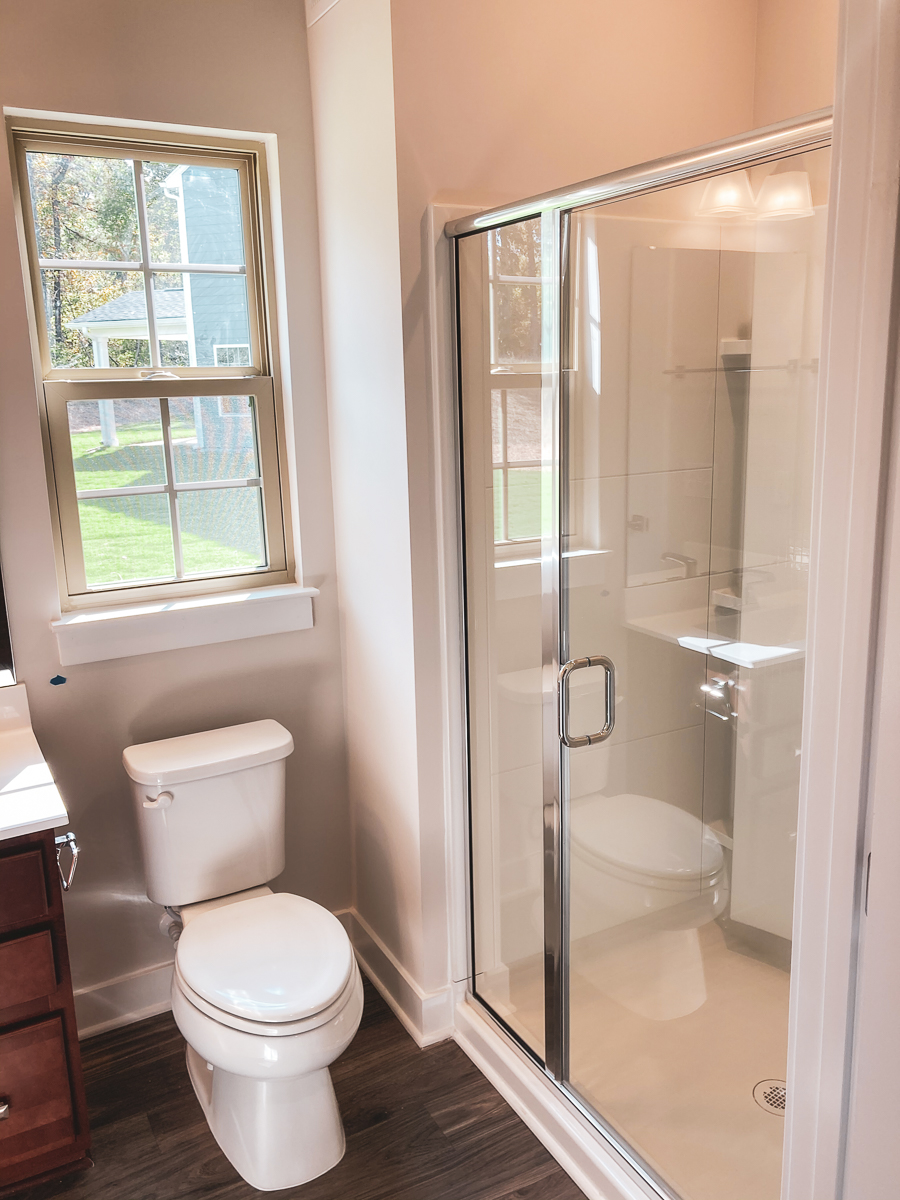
[753,1079,787,1115]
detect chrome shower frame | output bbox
[449,108,833,1200]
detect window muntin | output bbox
[491,386,542,543]
[488,220,549,552]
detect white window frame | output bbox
[9,119,294,610]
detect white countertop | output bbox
[624,606,804,668]
[0,684,68,841]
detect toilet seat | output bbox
[571,792,724,886]
[173,961,359,1037]
[176,892,354,1026]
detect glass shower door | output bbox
[457,140,831,1200]
[458,214,557,1060]
[562,151,829,1200]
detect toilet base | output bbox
[186,1044,346,1190]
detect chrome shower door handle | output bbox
[558,655,616,748]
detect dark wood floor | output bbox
[15,978,585,1200]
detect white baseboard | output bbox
[71,910,655,1200]
[71,905,459,1050]
[74,960,174,1039]
[340,909,456,1047]
[453,996,659,1200]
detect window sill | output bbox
[51,583,318,666]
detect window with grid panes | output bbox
[487,220,545,550]
[12,125,289,606]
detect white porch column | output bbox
[90,336,118,447]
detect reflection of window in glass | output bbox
[492,388,542,543]
[586,234,601,396]
[488,219,544,368]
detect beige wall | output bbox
[754,0,839,127]
[0,0,349,1029]
[306,0,428,988]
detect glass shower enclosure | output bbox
[452,112,831,1200]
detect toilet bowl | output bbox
[172,890,363,1190]
[123,720,363,1191]
[569,791,728,1020]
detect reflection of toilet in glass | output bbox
[569,752,728,1021]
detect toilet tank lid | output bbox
[123,719,294,786]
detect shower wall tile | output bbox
[602,725,706,820]
[628,246,719,476]
[625,468,712,585]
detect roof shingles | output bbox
[68,288,184,326]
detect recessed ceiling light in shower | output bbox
[755,171,814,220]
[697,170,756,218]
[698,167,815,221]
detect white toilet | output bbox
[123,719,363,1192]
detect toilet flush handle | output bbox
[143,791,173,809]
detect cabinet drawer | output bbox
[0,932,57,1011]
[0,1017,75,1168]
[0,851,49,929]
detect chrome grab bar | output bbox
[558,656,616,748]
[55,831,79,892]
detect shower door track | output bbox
[450,107,833,1200]
[447,108,831,239]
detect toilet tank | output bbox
[123,720,294,907]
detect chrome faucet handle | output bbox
[661,552,698,578]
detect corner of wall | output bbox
[74,961,174,1040]
[305,0,437,1013]
[340,910,455,1046]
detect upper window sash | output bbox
[12,132,268,381]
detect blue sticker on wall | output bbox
[50,675,67,686]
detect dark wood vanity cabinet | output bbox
[0,829,90,1192]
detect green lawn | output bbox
[71,421,193,491]
[70,420,194,455]
[79,498,260,585]
[71,419,262,585]
[493,466,549,543]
